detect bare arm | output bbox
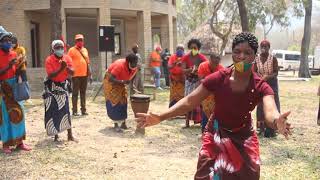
[263,95,292,139]
[136,84,211,128]
[67,67,74,76]
[262,95,280,129]
[159,84,210,121]
[109,74,129,85]
[182,61,192,74]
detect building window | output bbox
[114,33,121,55]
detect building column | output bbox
[61,8,67,42]
[160,14,174,54]
[168,15,174,54]
[160,15,169,51]
[137,10,152,64]
[98,1,111,80]
[172,17,177,51]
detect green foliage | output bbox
[247,0,290,33]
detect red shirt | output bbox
[45,54,73,82]
[107,59,137,80]
[0,49,17,80]
[182,53,208,68]
[198,61,224,78]
[202,68,274,131]
[168,54,184,81]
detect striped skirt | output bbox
[43,79,72,136]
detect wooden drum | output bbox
[130,94,150,134]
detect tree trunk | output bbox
[236,0,249,32]
[50,0,62,42]
[299,0,312,78]
[219,37,228,56]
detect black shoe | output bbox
[73,112,80,116]
[54,135,60,142]
[81,112,89,116]
[114,123,123,133]
[264,128,276,138]
[120,122,128,129]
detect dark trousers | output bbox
[162,61,170,86]
[72,76,88,114]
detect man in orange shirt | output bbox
[68,34,92,116]
[149,46,162,90]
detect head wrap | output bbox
[51,40,64,50]
[260,39,271,47]
[0,26,13,41]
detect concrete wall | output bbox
[66,16,99,56]
[25,11,52,67]
[0,0,177,86]
[124,17,138,57]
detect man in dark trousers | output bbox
[161,48,171,87]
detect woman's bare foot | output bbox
[16,143,32,151]
[3,147,12,154]
[67,136,79,143]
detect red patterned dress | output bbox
[195,68,274,180]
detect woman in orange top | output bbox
[168,44,185,107]
[198,53,224,132]
[149,47,162,90]
[104,54,138,132]
[43,40,77,142]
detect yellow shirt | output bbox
[13,45,26,71]
[68,46,90,77]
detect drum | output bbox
[130,94,150,135]
[130,94,150,117]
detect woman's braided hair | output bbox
[232,32,259,54]
[187,38,202,49]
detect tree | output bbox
[250,0,289,38]
[177,0,214,41]
[298,0,312,78]
[236,0,249,32]
[209,0,238,55]
[177,0,291,53]
[50,0,62,41]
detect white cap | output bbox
[51,40,64,50]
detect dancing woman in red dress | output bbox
[137,32,292,180]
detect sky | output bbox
[275,0,320,30]
[256,1,320,50]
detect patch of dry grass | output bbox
[0,77,319,179]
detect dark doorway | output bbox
[30,22,40,67]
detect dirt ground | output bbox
[1,76,320,180]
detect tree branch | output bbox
[265,16,276,37]
[209,0,225,39]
